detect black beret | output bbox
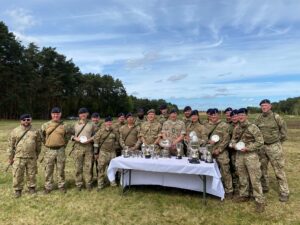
[259,99,271,105]
[238,108,248,114]
[51,107,61,113]
[20,114,31,120]
[105,116,112,122]
[118,113,125,117]
[183,106,192,112]
[190,110,199,116]
[91,112,100,118]
[137,108,144,113]
[206,108,212,114]
[208,108,219,115]
[230,109,239,117]
[224,107,233,113]
[169,109,177,114]
[126,112,133,118]
[159,104,167,110]
[78,107,89,114]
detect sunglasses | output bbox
[22,118,31,122]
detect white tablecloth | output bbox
[107,156,225,200]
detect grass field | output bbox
[0,116,299,225]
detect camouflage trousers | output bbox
[258,142,289,196]
[13,157,37,191]
[44,147,66,190]
[73,144,93,188]
[215,150,233,194]
[97,151,116,187]
[236,151,265,204]
[228,149,239,192]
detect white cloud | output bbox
[5,8,37,32]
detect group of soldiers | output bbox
[7,99,289,213]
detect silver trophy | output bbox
[176,142,183,159]
[159,139,171,158]
[187,132,200,164]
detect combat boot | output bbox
[29,187,36,194]
[86,185,92,191]
[59,187,67,193]
[43,188,51,195]
[14,190,22,198]
[225,192,233,199]
[279,194,289,202]
[255,202,265,213]
[97,184,105,192]
[110,181,117,187]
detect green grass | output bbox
[0,118,299,225]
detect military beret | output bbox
[159,104,167,110]
[105,116,112,122]
[51,107,61,113]
[91,112,100,118]
[259,99,271,105]
[118,113,125,117]
[169,109,177,114]
[230,109,239,117]
[238,108,248,114]
[183,106,192,112]
[208,108,219,115]
[126,112,133,118]
[20,113,31,120]
[78,107,89,114]
[224,107,233,113]
[137,108,144,113]
[190,110,199,116]
[147,109,156,114]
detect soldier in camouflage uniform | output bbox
[185,110,207,146]
[71,108,97,191]
[232,108,265,213]
[182,106,192,128]
[8,114,41,198]
[139,109,162,148]
[158,104,169,125]
[135,108,146,127]
[113,113,126,156]
[162,109,186,156]
[93,116,119,190]
[41,107,72,194]
[91,112,102,181]
[205,108,233,198]
[119,113,141,150]
[255,99,289,202]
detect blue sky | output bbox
[1,0,300,110]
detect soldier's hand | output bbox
[73,137,81,142]
[208,140,215,145]
[94,154,99,160]
[213,149,220,156]
[8,159,14,165]
[240,147,248,153]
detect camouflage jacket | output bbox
[119,124,141,149]
[71,119,97,148]
[112,121,126,149]
[8,125,41,159]
[93,126,118,153]
[158,114,169,125]
[162,119,186,141]
[205,120,230,153]
[232,120,264,152]
[186,121,208,145]
[139,121,162,145]
[255,111,287,144]
[182,116,192,128]
[135,117,146,127]
[41,120,72,148]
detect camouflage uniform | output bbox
[71,120,97,189]
[162,119,186,155]
[91,121,102,180]
[119,124,141,150]
[205,120,233,194]
[93,126,118,188]
[41,120,71,190]
[112,121,125,156]
[182,116,192,128]
[8,125,41,191]
[186,121,207,146]
[135,117,146,127]
[158,114,169,125]
[255,111,289,196]
[231,120,265,204]
[139,120,162,146]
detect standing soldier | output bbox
[119,113,141,150]
[140,109,162,147]
[70,108,96,191]
[185,110,207,146]
[41,107,71,194]
[232,108,265,213]
[162,109,186,156]
[224,107,233,124]
[93,116,118,190]
[135,108,146,127]
[255,99,289,202]
[91,112,102,181]
[113,113,126,157]
[7,114,41,198]
[205,108,233,198]
[182,106,192,128]
[158,104,169,125]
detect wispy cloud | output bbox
[5,8,37,32]
[167,74,188,82]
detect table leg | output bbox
[121,169,132,195]
[203,175,207,205]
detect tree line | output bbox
[0,21,177,119]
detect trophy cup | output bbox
[122,146,130,158]
[159,139,171,158]
[144,145,151,159]
[188,132,200,164]
[176,142,183,159]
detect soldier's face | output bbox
[147,113,155,121]
[51,113,61,122]
[210,114,219,123]
[105,121,112,127]
[127,116,134,124]
[79,112,88,120]
[191,115,198,122]
[225,111,232,120]
[119,116,125,123]
[91,117,100,123]
[184,110,192,118]
[161,109,168,115]
[238,113,247,122]
[21,118,32,127]
[231,115,239,123]
[260,103,272,113]
[169,113,177,121]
